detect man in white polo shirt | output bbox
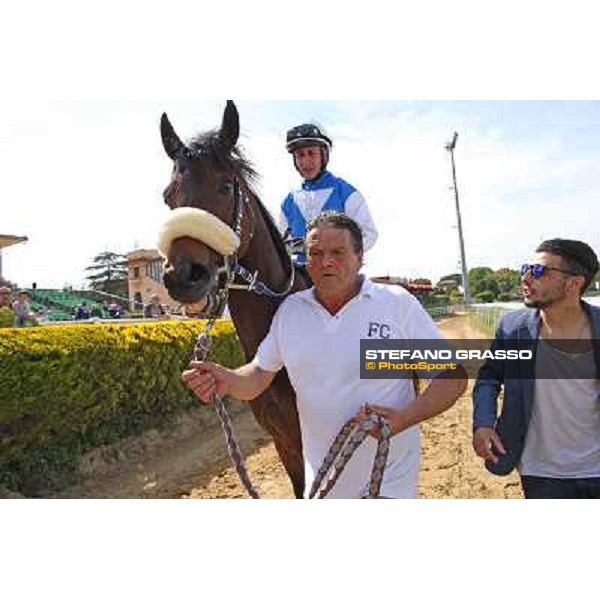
[183,212,467,498]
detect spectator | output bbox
[144,294,166,319]
[107,302,121,318]
[90,304,103,318]
[473,238,600,499]
[12,290,36,327]
[74,301,91,320]
[0,286,14,328]
[0,286,12,309]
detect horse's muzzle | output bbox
[162,257,215,303]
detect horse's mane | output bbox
[189,131,292,274]
[189,130,258,193]
[251,188,294,277]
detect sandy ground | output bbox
[48,314,522,499]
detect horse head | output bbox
[159,101,257,308]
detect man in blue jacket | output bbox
[278,122,378,265]
[472,238,600,499]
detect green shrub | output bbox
[0,319,244,494]
[0,307,14,328]
[449,290,465,305]
[423,293,449,308]
[497,292,516,302]
[474,291,494,303]
[432,293,449,306]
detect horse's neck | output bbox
[227,194,293,356]
[240,193,292,292]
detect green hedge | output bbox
[0,319,244,494]
[0,307,13,328]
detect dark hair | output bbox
[306,211,363,254]
[536,238,599,291]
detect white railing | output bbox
[426,305,461,319]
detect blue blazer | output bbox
[472,301,600,476]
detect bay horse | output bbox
[159,101,309,498]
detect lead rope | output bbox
[192,288,261,499]
[193,311,391,499]
[308,409,391,499]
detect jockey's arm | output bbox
[344,191,378,251]
[277,209,290,239]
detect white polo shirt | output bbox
[253,278,446,499]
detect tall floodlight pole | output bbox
[445,132,470,305]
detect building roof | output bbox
[126,248,162,261]
[0,234,28,250]
[372,275,433,291]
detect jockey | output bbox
[278,122,378,265]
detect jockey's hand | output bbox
[355,404,401,439]
[472,427,506,464]
[182,361,231,404]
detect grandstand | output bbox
[28,288,130,321]
[1,233,135,323]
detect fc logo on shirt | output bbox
[367,322,391,339]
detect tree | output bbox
[468,267,499,298]
[85,251,129,297]
[494,268,521,298]
[448,290,465,304]
[474,290,495,303]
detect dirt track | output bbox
[49,314,522,499]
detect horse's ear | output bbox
[219,100,240,150]
[160,113,186,160]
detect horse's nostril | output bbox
[189,263,207,283]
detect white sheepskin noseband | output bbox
[157,207,241,258]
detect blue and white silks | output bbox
[278,171,378,265]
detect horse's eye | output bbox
[218,182,234,195]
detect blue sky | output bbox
[1,100,599,289]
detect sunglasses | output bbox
[520,263,580,279]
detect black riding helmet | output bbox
[286,123,332,180]
[286,123,332,152]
